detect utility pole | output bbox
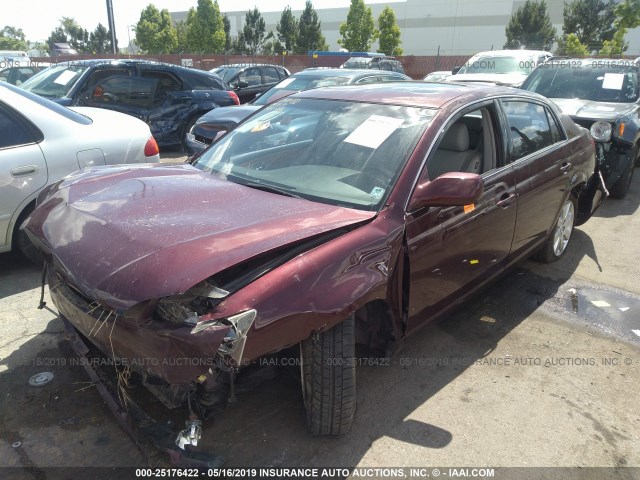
[106,0,117,54]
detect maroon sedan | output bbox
[25,82,602,441]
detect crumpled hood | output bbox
[451,72,526,86]
[550,98,636,121]
[25,164,374,310]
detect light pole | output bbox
[105,0,117,54]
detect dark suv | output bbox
[20,59,240,147]
[523,58,639,199]
[340,56,405,74]
[209,64,290,103]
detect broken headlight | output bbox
[192,309,257,365]
[590,121,612,142]
[155,281,229,326]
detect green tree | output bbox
[338,0,377,52]
[223,15,232,51]
[277,6,297,53]
[377,6,402,55]
[504,0,556,50]
[230,33,247,55]
[0,26,28,50]
[243,7,266,56]
[89,23,111,54]
[555,33,590,55]
[175,20,188,53]
[599,28,626,56]
[295,1,328,53]
[615,0,640,29]
[562,0,616,51]
[60,17,90,52]
[185,0,226,53]
[135,5,177,54]
[45,27,67,53]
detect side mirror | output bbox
[408,172,484,212]
[452,66,461,75]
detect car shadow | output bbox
[193,264,580,467]
[0,252,45,299]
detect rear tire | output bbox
[534,196,576,263]
[300,315,356,436]
[14,206,43,265]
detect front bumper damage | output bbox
[47,263,255,466]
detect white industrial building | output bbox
[171,0,640,56]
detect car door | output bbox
[405,101,518,332]
[232,67,264,103]
[0,103,46,249]
[498,99,574,261]
[262,66,282,92]
[80,74,158,122]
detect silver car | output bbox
[0,82,160,261]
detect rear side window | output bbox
[502,101,556,162]
[0,103,34,148]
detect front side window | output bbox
[194,98,436,210]
[90,76,156,108]
[502,101,556,162]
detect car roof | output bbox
[469,49,551,58]
[293,68,405,78]
[293,81,542,109]
[214,63,284,68]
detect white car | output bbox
[451,49,552,87]
[0,82,160,261]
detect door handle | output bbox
[496,192,515,207]
[560,162,572,172]
[11,165,37,177]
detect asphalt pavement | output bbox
[0,168,638,476]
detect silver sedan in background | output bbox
[0,82,160,262]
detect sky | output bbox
[2,0,395,45]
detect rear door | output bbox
[498,99,575,261]
[405,101,518,332]
[0,103,46,248]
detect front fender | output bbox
[214,211,406,363]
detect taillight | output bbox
[144,136,160,157]
[227,90,240,105]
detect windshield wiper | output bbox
[240,181,304,199]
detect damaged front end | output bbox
[578,116,637,199]
[45,261,259,464]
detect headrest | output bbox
[439,123,469,152]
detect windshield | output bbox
[20,64,88,98]
[194,97,435,211]
[254,74,352,106]
[523,65,639,103]
[458,56,533,75]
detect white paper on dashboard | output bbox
[53,70,77,85]
[602,73,624,90]
[344,115,404,149]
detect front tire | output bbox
[300,315,356,436]
[534,197,576,263]
[609,147,637,199]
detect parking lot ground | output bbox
[0,174,639,473]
